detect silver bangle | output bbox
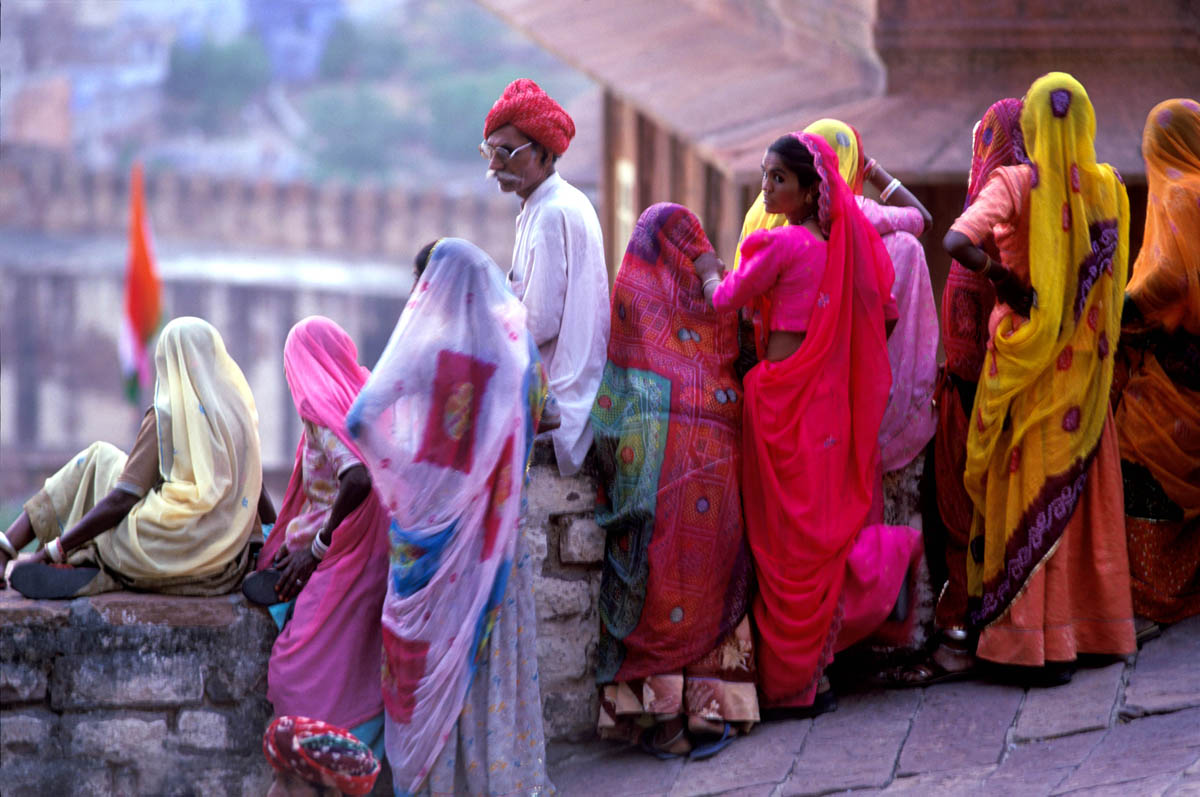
[0,534,17,559]
[46,538,65,563]
[702,276,720,290]
[880,178,902,203]
[311,533,329,561]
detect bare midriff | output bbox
[766,330,806,361]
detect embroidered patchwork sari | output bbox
[592,202,757,730]
[346,239,548,795]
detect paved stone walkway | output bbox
[547,616,1200,796]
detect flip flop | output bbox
[10,562,99,600]
[242,569,284,605]
[688,722,734,760]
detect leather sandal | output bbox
[875,642,977,689]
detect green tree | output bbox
[319,19,406,81]
[305,88,418,180]
[166,36,271,131]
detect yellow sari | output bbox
[97,317,263,582]
[964,73,1130,626]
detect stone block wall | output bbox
[0,592,278,796]
[0,451,608,795]
[522,443,606,742]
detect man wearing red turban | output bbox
[482,78,610,476]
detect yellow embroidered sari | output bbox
[964,73,1130,626]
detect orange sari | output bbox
[1116,98,1200,622]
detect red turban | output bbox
[484,79,575,156]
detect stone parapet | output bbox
[0,147,516,266]
[0,592,278,796]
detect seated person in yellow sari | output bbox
[0,317,269,599]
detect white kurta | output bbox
[509,171,610,476]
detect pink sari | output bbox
[738,134,920,707]
[259,317,390,729]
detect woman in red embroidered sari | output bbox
[695,132,921,714]
[593,202,757,758]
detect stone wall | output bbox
[523,444,606,742]
[0,147,518,266]
[0,450,607,796]
[0,592,279,796]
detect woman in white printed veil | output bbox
[347,237,556,796]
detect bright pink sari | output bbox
[739,133,920,707]
[260,316,390,729]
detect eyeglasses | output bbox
[479,140,534,163]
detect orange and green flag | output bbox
[119,162,162,404]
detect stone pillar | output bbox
[522,444,606,741]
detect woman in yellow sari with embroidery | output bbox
[943,72,1136,682]
[1114,98,1200,627]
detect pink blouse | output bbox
[713,225,827,332]
[715,223,898,331]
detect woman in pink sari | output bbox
[695,132,921,715]
[245,316,391,771]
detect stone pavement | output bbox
[547,616,1200,796]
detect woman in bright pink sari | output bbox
[252,316,391,749]
[696,132,921,713]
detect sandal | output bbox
[876,643,977,689]
[688,722,734,760]
[637,722,690,760]
[242,569,284,605]
[10,562,99,600]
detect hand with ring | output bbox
[273,542,319,602]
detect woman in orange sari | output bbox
[1115,98,1200,627]
[944,72,1135,683]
